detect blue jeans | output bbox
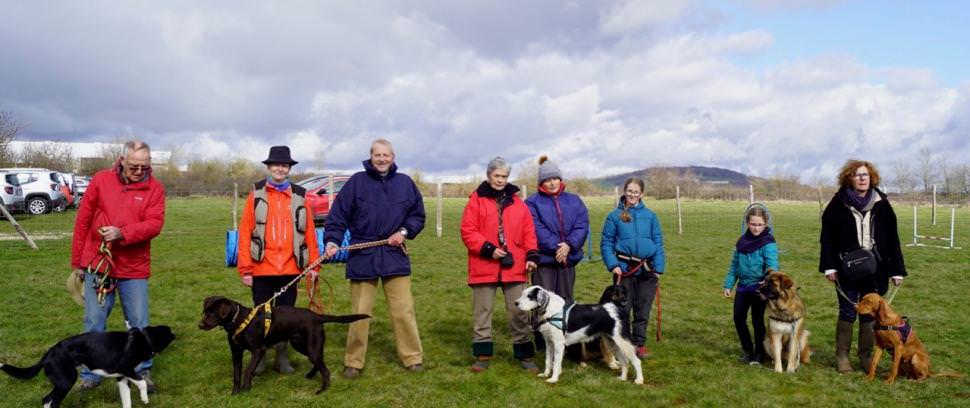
[80,272,152,383]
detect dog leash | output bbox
[835,281,902,306]
[86,234,117,306]
[233,238,404,340]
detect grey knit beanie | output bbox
[537,155,562,184]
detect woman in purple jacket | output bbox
[525,156,590,354]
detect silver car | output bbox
[0,171,26,213]
[0,168,68,215]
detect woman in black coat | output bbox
[819,159,906,373]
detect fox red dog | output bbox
[198,296,368,394]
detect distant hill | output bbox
[596,165,752,188]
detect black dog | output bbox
[0,325,175,408]
[580,285,631,368]
[198,296,369,394]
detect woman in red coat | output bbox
[461,157,539,373]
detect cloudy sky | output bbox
[2,0,968,182]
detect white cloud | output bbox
[1,1,967,185]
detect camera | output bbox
[500,252,515,269]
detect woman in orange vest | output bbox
[238,145,320,374]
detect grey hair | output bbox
[370,138,394,155]
[123,140,151,156]
[486,156,511,176]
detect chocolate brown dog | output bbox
[198,295,368,394]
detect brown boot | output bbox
[835,320,853,373]
[857,321,875,372]
[470,355,491,373]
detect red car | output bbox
[297,175,350,225]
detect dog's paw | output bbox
[544,378,559,384]
[537,372,549,378]
[608,361,621,370]
[634,378,644,385]
[579,361,588,368]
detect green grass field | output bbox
[1,196,968,407]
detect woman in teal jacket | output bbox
[722,204,779,365]
[601,178,665,358]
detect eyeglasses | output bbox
[852,173,870,179]
[126,164,151,173]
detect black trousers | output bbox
[252,275,298,307]
[618,272,658,347]
[733,291,766,356]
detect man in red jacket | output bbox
[71,140,166,392]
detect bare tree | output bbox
[0,111,26,167]
[891,161,917,198]
[18,142,76,172]
[917,147,937,193]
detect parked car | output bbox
[75,176,90,205]
[297,175,350,225]
[0,168,68,215]
[0,171,26,213]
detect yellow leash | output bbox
[233,238,403,341]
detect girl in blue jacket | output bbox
[722,204,779,365]
[601,178,665,359]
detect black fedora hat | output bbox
[262,145,299,165]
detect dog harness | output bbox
[539,303,576,332]
[875,316,912,344]
[232,303,273,342]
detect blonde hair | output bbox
[620,177,645,223]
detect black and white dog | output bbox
[516,286,643,384]
[0,325,175,408]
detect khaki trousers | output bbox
[471,282,531,344]
[345,276,423,369]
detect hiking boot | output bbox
[77,378,100,391]
[140,370,156,394]
[274,343,295,374]
[636,346,651,359]
[342,367,361,379]
[470,356,491,373]
[254,354,267,375]
[520,358,540,374]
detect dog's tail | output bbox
[0,359,45,380]
[317,314,370,324]
[931,370,965,378]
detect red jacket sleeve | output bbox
[71,174,100,269]
[460,194,488,252]
[237,192,256,276]
[118,182,166,246]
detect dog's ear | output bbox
[536,288,548,306]
[876,297,891,323]
[203,295,225,311]
[780,274,794,291]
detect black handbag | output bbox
[840,214,879,282]
[840,247,878,282]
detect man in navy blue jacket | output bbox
[324,139,426,378]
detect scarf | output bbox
[267,178,290,192]
[839,186,874,213]
[736,228,776,254]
